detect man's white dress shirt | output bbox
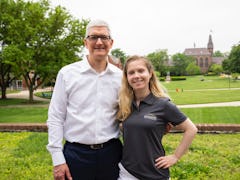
[47,56,122,166]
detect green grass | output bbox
[0,132,52,179]
[0,75,239,124]
[181,107,240,124]
[169,89,240,105]
[164,133,240,180]
[0,98,48,106]
[162,75,240,90]
[0,132,239,179]
[0,107,48,123]
[0,106,239,124]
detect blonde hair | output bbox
[117,55,170,121]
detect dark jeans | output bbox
[63,139,122,180]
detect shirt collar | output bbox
[140,93,156,105]
[78,56,92,73]
[79,55,118,74]
[132,93,156,108]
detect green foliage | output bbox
[0,0,88,101]
[186,62,201,75]
[111,48,127,65]
[171,53,195,76]
[170,76,186,81]
[213,50,224,57]
[147,49,168,76]
[223,44,240,73]
[209,64,223,75]
[232,73,240,80]
[35,91,53,99]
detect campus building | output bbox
[183,35,224,73]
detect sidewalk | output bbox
[178,101,240,108]
[6,89,51,102]
[5,89,240,108]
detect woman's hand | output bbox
[155,154,178,169]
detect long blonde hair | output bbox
[117,55,170,121]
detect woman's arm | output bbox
[155,118,198,169]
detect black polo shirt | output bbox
[121,93,187,180]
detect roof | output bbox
[212,57,225,64]
[184,48,211,56]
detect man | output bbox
[47,19,123,180]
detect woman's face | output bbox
[126,59,152,93]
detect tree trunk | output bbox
[29,85,34,103]
[1,86,7,99]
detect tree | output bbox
[186,62,201,75]
[213,50,224,57]
[209,64,223,75]
[227,44,240,73]
[0,0,18,99]
[111,48,127,65]
[222,58,231,74]
[171,53,195,76]
[1,0,88,101]
[147,49,168,76]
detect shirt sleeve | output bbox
[46,70,68,166]
[164,100,187,126]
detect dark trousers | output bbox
[63,139,122,180]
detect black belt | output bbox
[66,138,118,150]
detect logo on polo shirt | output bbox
[144,113,157,121]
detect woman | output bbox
[117,55,198,180]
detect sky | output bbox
[50,0,240,56]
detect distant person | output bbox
[47,19,122,180]
[117,55,198,180]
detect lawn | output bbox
[0,107,48,123]
[169,89,240,105]
[0,76,239,179]
[162,75,240,90]
[0,106,240,124]
[0,76,239,123]
[0,132,239,180]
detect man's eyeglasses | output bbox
[86,35,111,43]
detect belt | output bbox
[66,138,118,150]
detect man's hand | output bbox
[53,163,72,180]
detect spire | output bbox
[207,34,213,55]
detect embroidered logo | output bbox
[144,114,157,121]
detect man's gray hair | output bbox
[85,19,112,38]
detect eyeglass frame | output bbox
[86,35,112,43]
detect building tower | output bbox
[207,34,214,55]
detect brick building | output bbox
[184,35,213,73]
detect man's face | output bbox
[84,26,113,59]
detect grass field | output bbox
[0,75,240,179]
[1,75,240,124]
[162,75,240,90]
[0,106,240,124]
[0,132,239,180]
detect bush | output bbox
[170,76,187,81]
